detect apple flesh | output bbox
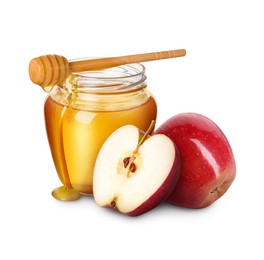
[155,113,236,209]
[93,124,180,216]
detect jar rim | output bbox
[71,61,146,79]
[64,62,147,94]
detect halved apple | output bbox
[93,123,180,216]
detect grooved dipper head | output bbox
[28,55,70,88]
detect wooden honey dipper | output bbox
[29,49,186,88]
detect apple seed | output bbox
[123,121,156,177]
[123,157,136,173]
[123,157,130,168]
[129,162,136,173]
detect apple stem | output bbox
[125,120,156,177]
[135,120,156,153]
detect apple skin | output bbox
[155,113,236,209]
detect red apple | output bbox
[155,113,236,209]
[93,123,180,216]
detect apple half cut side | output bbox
[93,124,180,216]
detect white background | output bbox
[1,0,263,259]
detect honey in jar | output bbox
[44,63,157,201]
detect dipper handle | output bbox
[29,49,186,89]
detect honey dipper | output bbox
[29,49,186,88]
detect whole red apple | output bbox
[155,113,236,209]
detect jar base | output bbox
[52,186,81,201]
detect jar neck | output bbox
[50,63,150,111]
[70,63,147,94]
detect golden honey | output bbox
[44,64,157,201]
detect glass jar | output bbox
[44,63,157,201]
